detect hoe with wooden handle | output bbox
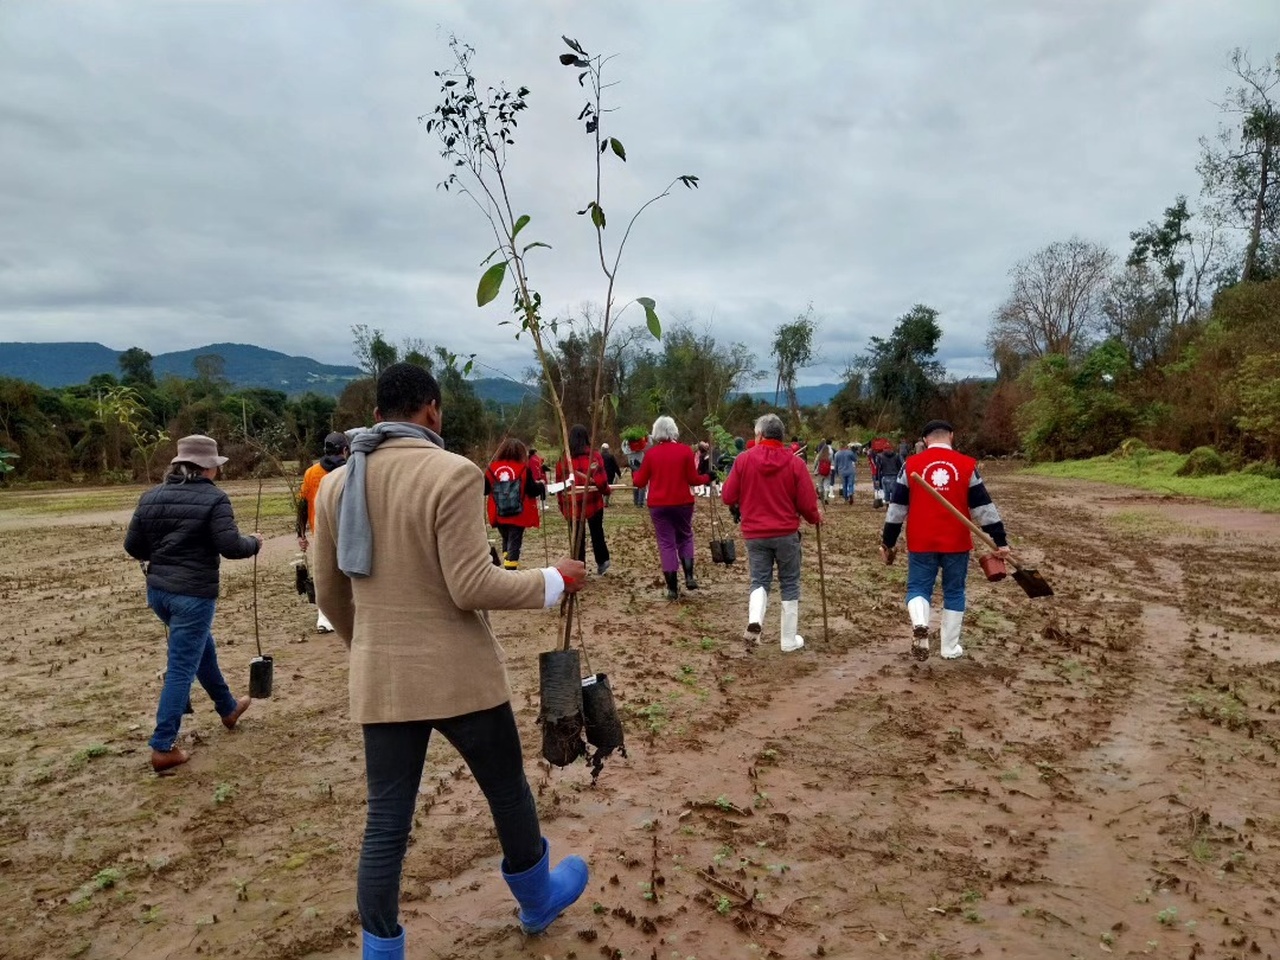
[908,472,1053,599]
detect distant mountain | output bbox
[0,341,537,405]
[743,382,843,406]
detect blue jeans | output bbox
[906,552,969,611]
[146,587,238,751]
[359,704,543,938]
[840,473,855,500]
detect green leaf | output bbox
[476,262,507,307]
[522,241,552,254]
[590,203,606,229]
[637,297,661,339]
[610,138,626,161]
[512,215,530,239]
[609,393,620,413]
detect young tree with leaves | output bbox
[772,306,816,432]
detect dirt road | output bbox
[2,468,1278,960]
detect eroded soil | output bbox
[3,467,1280,960]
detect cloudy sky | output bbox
[1,1,1276,387]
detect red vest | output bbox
[556,453,608,520]
[486,459,541,529]
[905,446,976,553]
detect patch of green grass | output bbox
[1023,455,1280,513]
[70,744,110,768]
[1156,906,1178,925]
[93,868,123,890]
[212,782,235,805]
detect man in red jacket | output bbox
[879,420,1011,661]
[721,413,822,652]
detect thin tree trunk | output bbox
[1242,145,1271,282]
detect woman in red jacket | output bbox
[555,424,612,575]
[633,415,712,600]
[485,438,545,569]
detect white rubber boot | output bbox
[743,587,768,643]
[940,608,965,659]
[316,609,334,634]
[907,596,930,661]
[780,600,805,652]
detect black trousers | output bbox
[497,523,525,562]
[567,513,609,566]
[357,702,543,937]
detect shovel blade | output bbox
[1013,567,1054,599]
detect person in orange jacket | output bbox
[297,431,350,632]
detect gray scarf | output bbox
[337,421,443,577]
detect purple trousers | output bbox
[650,503,695,572]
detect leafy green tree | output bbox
[771,306,816,432]
[1234,352,1280,460]
[118,347,156,389]
[861,304,945,431]
[1198,48,1280,282]
[352,324,400,380]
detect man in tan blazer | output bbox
[311,363,590,957]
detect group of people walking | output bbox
[123,359,1014,959]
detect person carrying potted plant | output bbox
[555,424,612,575]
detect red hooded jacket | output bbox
[484,459,542,529]
[555,452,609,521]
[721,439,821,539]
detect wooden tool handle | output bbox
[908,472,1007,560]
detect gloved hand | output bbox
[729,504,741,525]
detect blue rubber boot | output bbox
[361,926,404,959]
[501,838,589,934]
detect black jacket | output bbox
[125,475,260,599]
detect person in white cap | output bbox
[125,435,262,772]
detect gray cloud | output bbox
[1,0,1276,388]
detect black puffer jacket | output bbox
[125,475,260,599]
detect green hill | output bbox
[0,341,536,404]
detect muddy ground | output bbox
[3,466,1280,960]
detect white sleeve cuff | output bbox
[541,567,566,607]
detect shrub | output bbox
[1241,461,1280,480]
[1176,446,1227,477]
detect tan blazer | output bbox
[312,437,547,723]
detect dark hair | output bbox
[494,437,528,462]
[528,447,538,457]
[167,462,204,481]
[568,424,591,458]
[376,362,441,420]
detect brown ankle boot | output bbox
[222,696,252,730]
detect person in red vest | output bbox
[632,415,712,600]
[555,424,611,575]
[721,413,822,652]
[878,420,1011,661]
[485,438,545,569]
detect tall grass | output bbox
[1024,453,1280,512]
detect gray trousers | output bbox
[746,533,802,601]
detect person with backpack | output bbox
[485,439,545,569]
[813,438,835,501]
[832,441,857,504]
[555,424,612,575]
[632,415,712,600]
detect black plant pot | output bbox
[709,539,725,564]
[249,655,274,699]
[538,650,585,767]
[582,673,625,755]
[720,538,737,564]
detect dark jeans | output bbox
[146,587,238,751]
[497,523,525,562]
[567,513,609,567]
[746,533,802,601]
[358,702,543,938]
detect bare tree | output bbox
[986,237,1114,365]
[1198,48,1280,283]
